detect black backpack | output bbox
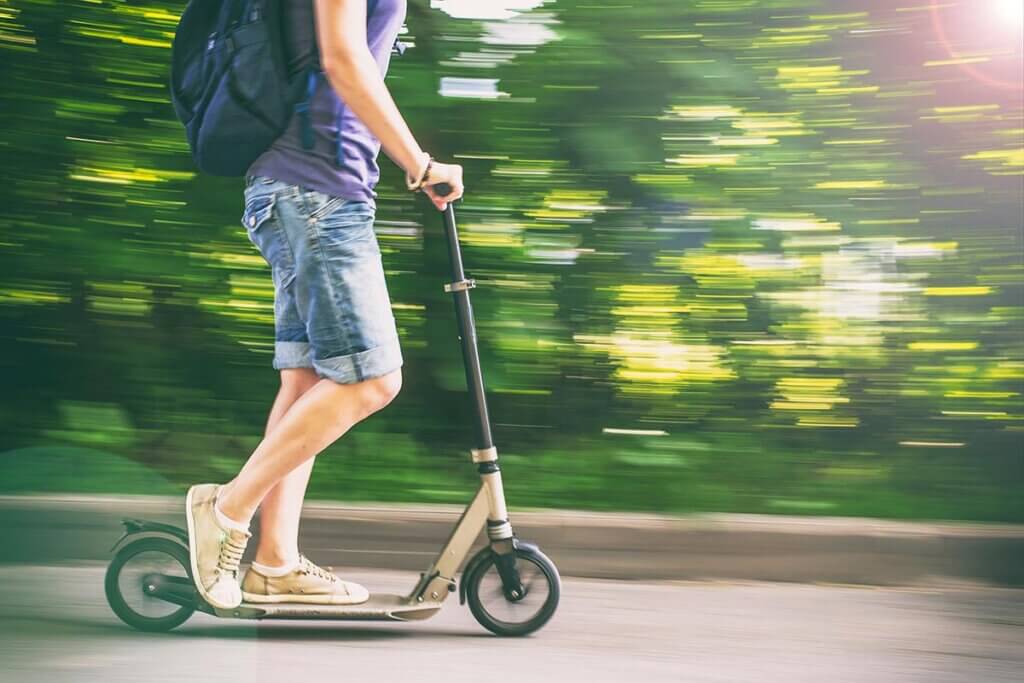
[170,0,305,176]
[171,0,403,177]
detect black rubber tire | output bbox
[105,537,195,632]
[466,545,560,637]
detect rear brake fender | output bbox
[110,518,189,555]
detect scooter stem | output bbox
[440,199,493,451]
[437,196,513,544]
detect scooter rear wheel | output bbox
[465,545,560,636]
[105,537,195,632]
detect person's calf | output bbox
[252,542,300,569]
[217,369,402,526]
[217,369,320,509]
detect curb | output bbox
[2,494,1022,587]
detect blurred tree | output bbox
[0,0,1020,520]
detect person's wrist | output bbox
[405,152,431,191]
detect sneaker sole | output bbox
[185,485,240,611]
[241,591,370,606]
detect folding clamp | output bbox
[471,446,498,463]
[444,278,476,294]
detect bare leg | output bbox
[217,368,402,526]
[239,368,321,567]
[218,369,317,561]
[252,457,316,566]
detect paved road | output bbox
[0,565,1021,683]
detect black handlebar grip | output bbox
[432,182,452,196]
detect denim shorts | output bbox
[241,174,402,384]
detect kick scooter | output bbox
[104,186,561,636]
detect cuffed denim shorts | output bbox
[241,174,402,384]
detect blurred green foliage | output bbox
[1,0,1022,521]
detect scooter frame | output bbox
[108,197,552,628]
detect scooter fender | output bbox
[458,538,542,605]
[458,546,492,605]
[110,518,189,556]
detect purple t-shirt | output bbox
[247,0,407,208]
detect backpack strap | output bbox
[297,66,319,151]
[294,69,344,167]
[217,0,248,31]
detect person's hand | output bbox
[421,161,464,211]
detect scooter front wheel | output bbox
[465,544,560,636]
[105,537,195,632]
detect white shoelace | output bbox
[297,554,337,583]
[216,532,247,578]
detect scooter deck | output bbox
[205,593,443,622]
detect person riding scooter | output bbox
[187,0,464,610]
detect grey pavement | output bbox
[0,564,1021,683]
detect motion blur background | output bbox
[0,0,1021,522]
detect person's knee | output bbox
[355,368,402,416]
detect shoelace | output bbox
[216,531,247,578]
[297,554,337,583]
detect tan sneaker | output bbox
[241,554,370,605]
[185,483,251,610]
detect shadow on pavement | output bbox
[176,623,487,641]
[1,612,487,642]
